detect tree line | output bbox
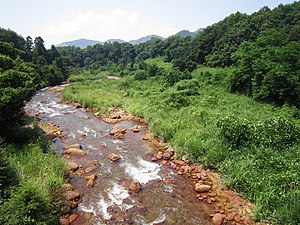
[58,1,300,108]
[0,28,69,128]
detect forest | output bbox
[0,1,299,224]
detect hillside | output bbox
[174,28,203,37]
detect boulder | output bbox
[195,183,211,193]
[108,153,121,162]
[129,180,141,192]
[109,125,127,135]
[64,148,86,156]
[65,191,80,201]
[68,162,79,171]
[85,173,97,181]
[130,125,140,133]
[65,144,82,150]
[212,213,224,225]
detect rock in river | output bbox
[64,148,86,156]
[108,153,121,162]
[195,183,211,193]
[129,180,141,193]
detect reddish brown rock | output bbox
[68,161,79,171]
[163,152,172,160]
[173,159,185,166]
[226,212,237,221]
[109,125,127,135]
[234,214,242,223]
[65,191,80,200]
[83,115,90,119]
[85,165,97,173]
[129,180,141,192]
[85,173,97,181]
[86,179,95,187]
[130,125,140,132]
[108,153,121,162]
[212,213,224,225]
[195,183,211,193]
[64,148,86,156]
[65,144,82,150]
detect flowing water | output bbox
[24,86,213,225]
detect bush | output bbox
[0,181,56,225]
[254,117,300,149]
[174,79,200,96]
[217,115,253,148]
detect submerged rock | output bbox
[108,153,121,162]
[129,180,141,192]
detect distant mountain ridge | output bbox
[56,38,102,48]
[56,29,203,48]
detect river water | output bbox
[24,86,213,225]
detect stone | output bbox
[130,125,140,132]
[68,162,79,171]
[68,214,78,222]
[234,214,242,223]
[163,152,172,160]
[226,212,237,221]
[129,180,141,192]
[65,191,80,200]
[108,153,121,162]
[109,125,127,135]
[83,115,90,119]
[173,159,185,166]
[195,183,211,193]
[65,144,82,150]
[59,218,70,225]
[85,165,97,173]
[212,213,224,225]
[64,148,86,156]
[85,173,97,181]
[86,179,95,187]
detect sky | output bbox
[1,0,296,47]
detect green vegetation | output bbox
[0,120,66,225]
[63,64,300,224]
[1,1,299,224]
[0,28,68,224]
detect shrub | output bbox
[254,117,300,149]
[217,115,253,148]
[0,181,56,225]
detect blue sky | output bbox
[1,0,296,47]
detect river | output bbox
[24,85,214,225]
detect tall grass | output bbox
[0,120,67,225]
[62,68,300,224]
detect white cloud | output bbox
[38,9,178,47]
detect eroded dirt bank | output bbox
[25,85,259,225]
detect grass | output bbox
[0,118,67,225]
[62,66,300,224]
